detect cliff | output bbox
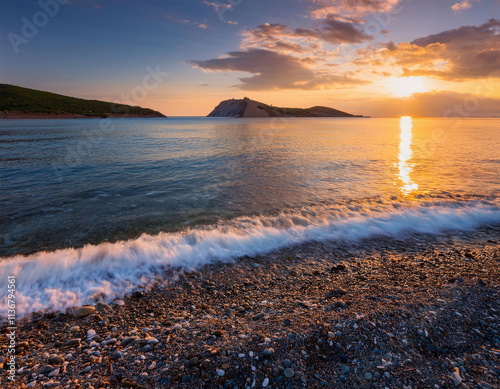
[208,98,362,118]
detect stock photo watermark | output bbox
[6,276,17,382]
[8,0,70,54]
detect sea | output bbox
[1,116,499,317]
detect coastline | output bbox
[1,227,499,388]
[0,113,166,119]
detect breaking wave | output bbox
[1,197,499,318]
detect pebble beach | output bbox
[1,227,499,389]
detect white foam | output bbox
[1,199,499,318]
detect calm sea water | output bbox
[1,117,499,316]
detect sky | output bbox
[0,0,499,116]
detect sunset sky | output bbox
[1,0,499,116]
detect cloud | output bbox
[241,16,372,56]
[198,24,208,29]
[451,1,472,12]
[295,17,373,44]
[309,0,403,18]
[358,19,500,80]
[202,1,232,12]
[191,49,368,90]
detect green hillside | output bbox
[0,84,166,117]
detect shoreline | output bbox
[0,113,166,119]
[1,227,499,388]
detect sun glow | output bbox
[390,76,427,97]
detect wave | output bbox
[1,197,499,318]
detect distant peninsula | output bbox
[208,97,363,118]
[0,84,166,119]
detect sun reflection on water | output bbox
[397,116,418,195]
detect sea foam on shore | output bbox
[1,197,499,318]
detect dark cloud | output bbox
[191,49,368,90]
[295,17,372,44]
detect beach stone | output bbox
[189,357,199,366]
[74,305,95,317]
[341,365,350,374]
[284,368,295,378]
[48,354,64,365]
[113,350,123,360]
[253,313,265,321]
[25,381,36,388]
[364,372,373,380]
[70,326,80,333]
[48,368,59,377]
[262,378,269,387]
[452,371,462,386]
[67,338,81,346]
[146,337,159,345]
[95,302,112,313]
[38,365,56,375]
[217,369,225,376]
[326,287,347,298]
[121,336,139,347]
[331,264,347,273]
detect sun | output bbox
[389,76,428,97]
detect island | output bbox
[0,84,166,119]
[207,97,363,118]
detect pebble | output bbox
[87,329,96,340]
[74,305,95,318]
[262,377,269,387]
[67,338,81,346]
[48,368,59,377]
[217,369,225,376]
[146,337,159,345]
[70,326,80,333]
[48,354,64,365]
[341,365,350,374]
[284,367,295,378]
[364,372,373,380]
[121,336,139,347]
[95,301,112,312]
[452,371,462,386]
[189,357,199,366]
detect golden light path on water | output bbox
[397,116,419,195]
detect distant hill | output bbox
[208,97,363,118]
[0,84,166,118]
